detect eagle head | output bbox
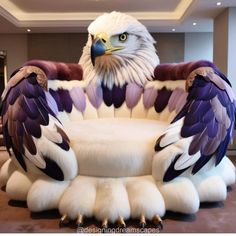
[79,11,160,89]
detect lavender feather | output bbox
[86,83,103,109]
[168,88,182,112]
[69,87,86,112]
[175,92,188,114]
[45,92,59,115]
[49,89,63,112]
[125,83,143,109]
[143,87,158,110]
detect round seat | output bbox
[64,118,168,177]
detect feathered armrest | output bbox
[0,60,83,181]
[152,60,236,182]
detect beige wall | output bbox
[0,34,28,77]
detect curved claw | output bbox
[117,216,126,228]
[59,214,69,227]
[153,215,163,230]
[76,213,84,227]
[139,214,146,228]
[102,218,108,229]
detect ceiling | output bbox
[0,0,236,33]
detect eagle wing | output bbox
[155,63,236,182]
[1,61,83,180]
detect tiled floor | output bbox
[0,151,235,233]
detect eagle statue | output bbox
[0,11,236,230]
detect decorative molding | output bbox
[0,0,193,27]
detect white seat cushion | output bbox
[64,118,168,177]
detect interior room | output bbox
[0,0,236,233]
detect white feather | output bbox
[24,149,46,169]
[174,152,201,170]
[159,118,184,147]
[145,80,186,91]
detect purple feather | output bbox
[181,122,205,137]
[26,73,38,85]
[15,121,24,136]
[209,73,229,91]
[217,92,229,107]
[49,89,63,111]
[7,120,14,137]
[184,112,200,126]
[69,87,86,112]
[215,133,231,165]
[23,132,37,155]
[57,89,73,113]
[126,83,143,109]
[20,96,40,119]
[192,155,212,174]
[12,135,24,154]
[21,78,44,98]
[11,146,26,171]
[40,156,64,181]
[217,123,227,141]
[102,84,113,107]
[113,84,126,108]
[12,100,27,122]
[35,99,50,125]
[154,87,172,113]
[55,139,70,151]
[211,96,231,128]
[24,118,41,138]
[189,82,216,100]
[202,136,221,156]
[8,87,21,105]
[207,118,218,138]
[143,87,158,110]
[191,100,211,117]
[202,109,214,123]
[189,131,208,155]
[86,83,103,109]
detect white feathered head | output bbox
[79,11,160,89]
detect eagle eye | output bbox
[118,33,128,42]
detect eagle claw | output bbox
[59,214,70,227]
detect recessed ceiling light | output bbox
[172,28,176,32]
[27,29,31,32]
[216,2,222,6]
[193,22,197,26]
